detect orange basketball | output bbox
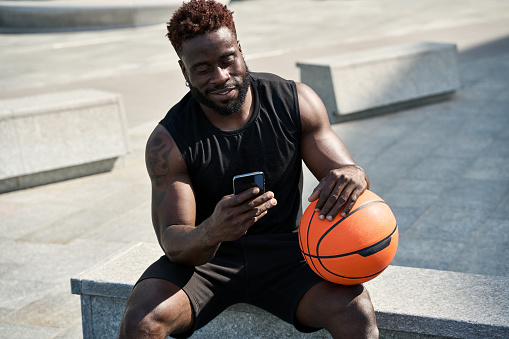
[299,190,398,285]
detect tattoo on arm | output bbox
[146,134,172,206]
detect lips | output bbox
[208,86,237,100]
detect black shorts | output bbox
[137,232,324,338]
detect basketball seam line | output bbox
[303,223,398,259]
[315,200,386,257]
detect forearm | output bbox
[160,220,220,266]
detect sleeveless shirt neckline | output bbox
[195,75,260,136]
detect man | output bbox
[119,0,378,338]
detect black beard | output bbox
[189,67,251,117]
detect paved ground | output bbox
[1,0,509,337]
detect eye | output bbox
[222,55,235,67]
[195,66,210,75]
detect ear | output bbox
[237,40,243,55]
[178,60,188,82]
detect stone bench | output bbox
[0,0,230,32]
[71,242,509,339]
[0,89,130,193]
[297,42,461,123]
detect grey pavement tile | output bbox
[431,134,494,158]
[0,279,54,310]
[0,202,79,240]
[350,137,401,168]
[363,115,418,140]
[456,83,507,102]
[416,108,472,133]
[459,59,496,86]
[0,308,10,318]
[0,322,59,339]
[381,104,441,127]
[362,165,402,197]
[387,177,456,196]
[491,191,509,220]
[494,85,509,101]
[398,123,451,147]
[435,178,509,210]
[0,171,142,240]
[456,113,509,139]
[0,282,80,330]
[496,126,509,139]
[405,206,488,242]
[390,206,427,236]
[406,156,471,180]
[482,138,509,157]
[381,191,441,210]
[369,140,428,170]
[391,237,466,271]
[52,319,82,339]
[0,263,18,279]
[80,201,157,244]
[448,218,509,277]
[3,239,126,284]
[19,181,150,244]
[463,156,509,180]
[0,240,63,265]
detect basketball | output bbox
[299,190,398,285]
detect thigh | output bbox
[244,233,324,328]
[132,242,246,334]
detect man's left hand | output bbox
[308,164,369,221]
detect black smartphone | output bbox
[233,171,265,195]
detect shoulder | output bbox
[145,124,188,180]
[295,82,330,136]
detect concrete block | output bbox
[71,242,509,339]
[0,1,231,31]
[0,89,129,193]
[297,42,461,123]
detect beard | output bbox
[189,66,251,117]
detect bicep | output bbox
[297,82,356,180]
[145,125,196,240]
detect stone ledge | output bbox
[297,42,461,124]
[71,242,509,339]
[0,0,230,32]
[0,89,130,193]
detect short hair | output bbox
[166,0,237,57]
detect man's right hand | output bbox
[204,188,277,244]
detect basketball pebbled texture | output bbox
[299,190,399,285]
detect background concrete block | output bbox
[0,0,231,31]
[0,89,130,193]
[297,42,461,123]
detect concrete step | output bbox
[0,0,229,32]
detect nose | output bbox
[211,66,230,84]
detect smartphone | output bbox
[233,171,265,195]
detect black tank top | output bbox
[160,72,303,234]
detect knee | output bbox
[119,306,167,338]
[328,285,379,339]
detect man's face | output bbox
[179,27,250,116]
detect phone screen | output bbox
[233,171,265,195]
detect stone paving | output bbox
[1,0,509,337]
